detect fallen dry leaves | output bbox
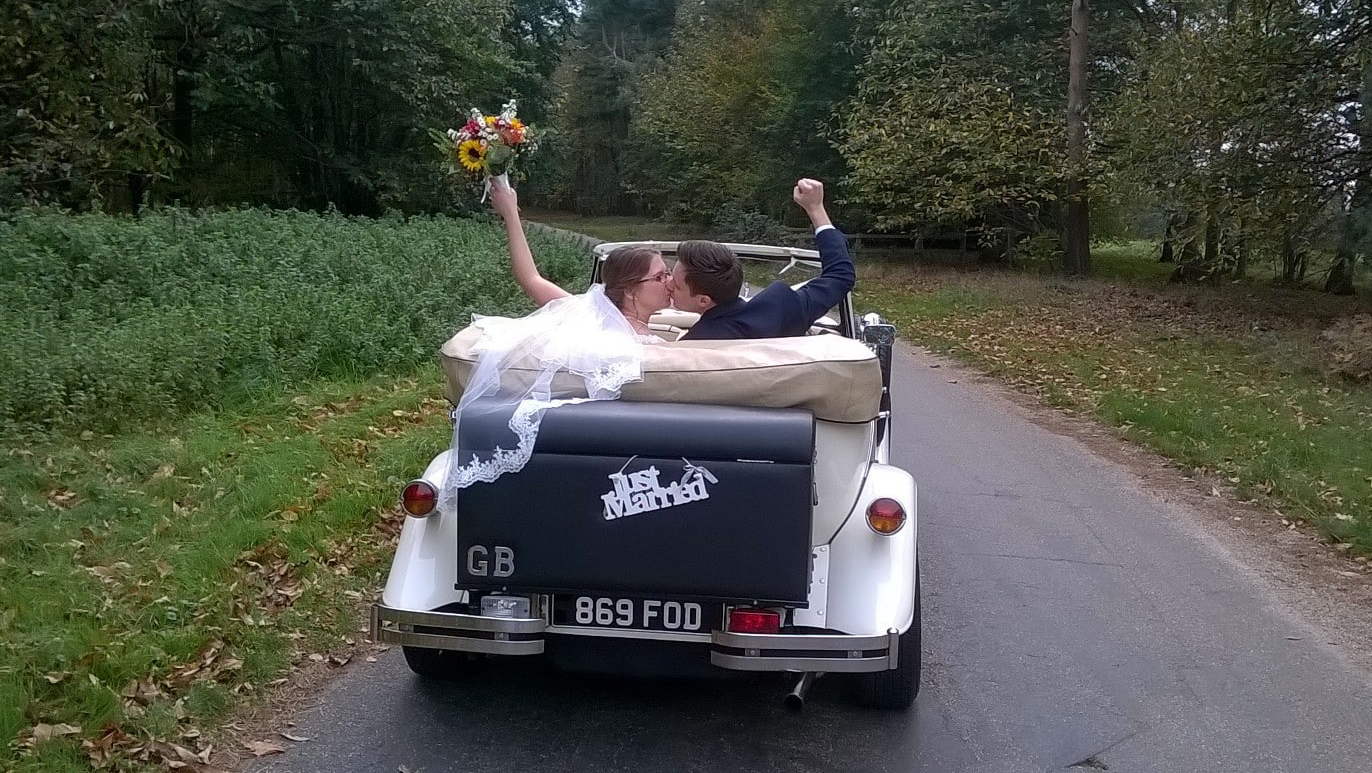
[244,739,287,756]
[236,540,305,612]
[864,269,1372,554]
[10,385,448,773]
[17,719,226,772]
[45,485,79,510]
[1318,313,1372,383]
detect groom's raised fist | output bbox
[793,178,824,211]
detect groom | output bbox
[670,179,854,340]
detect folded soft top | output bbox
[439,324,882,424]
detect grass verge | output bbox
[855,259,1372,558]
[1,370,452,771]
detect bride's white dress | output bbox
[439,285,655,506]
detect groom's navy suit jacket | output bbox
[681,227,855,340]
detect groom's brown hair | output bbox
[675,241,742,304]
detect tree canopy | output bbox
[5,0,1369,286]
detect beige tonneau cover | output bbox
[440,324,882,424]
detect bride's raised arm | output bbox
[488,180,571,307]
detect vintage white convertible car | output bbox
[370,241,920,709]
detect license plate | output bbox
[551,595,721,633]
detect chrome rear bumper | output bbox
[371,604,898,672]
[370,604,545,655]
[710,629,899,673]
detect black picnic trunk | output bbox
[452,399,816,605]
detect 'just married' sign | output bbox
[601,458,719,521]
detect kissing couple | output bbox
[439,176,856,498]
[487,177,854,343]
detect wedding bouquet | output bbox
[435,99,537,198]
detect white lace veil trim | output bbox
[439,284,644,507]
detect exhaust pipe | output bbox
[783,672,819,711]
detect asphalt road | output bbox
[247,346,1372,773]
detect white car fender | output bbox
[820,463,918,637]
[382,451,467,611]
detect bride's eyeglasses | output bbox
[637,269,672,284]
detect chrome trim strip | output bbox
[711,630,891,651]
[592,241,822,263]
[546,625,711,643]
[377,629,545,655]
[377,605,545,634]
[710,652,889,673]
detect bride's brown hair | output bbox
[600,246,661,308]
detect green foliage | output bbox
[1011,230,1066,274]
[837,0,1130,256]
[838,0,1076,241]
[842,74,1064,235]
[538,0,679,215]
[0,208,590,436]
[503,0,581,126]
[632,0,861,223]
[1099,1,1365,282]
[0,0,582,214]
[193,0,522,214]
[708,203,803,246]
[0,0,177,207]
[1091,240,1177,282]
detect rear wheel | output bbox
[851,568,921,710]
[401,646,486,679]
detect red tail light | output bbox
[866,497,906,535]
[401,480,437,517]
[728,608,781,634]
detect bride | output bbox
[439,178,673,500]
[488,179,672,342]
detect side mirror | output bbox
[860,312,896,421]
[860,312,896,349]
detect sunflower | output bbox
[456,139,486,173]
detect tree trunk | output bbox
[1326,250,1357,295]
[1202,209,1220,282]
[1063,0,1092,276]
[1281,229,1301,284]
[127,171,147,217]
[1170,210,1207,282]
[1159,210,1177,263]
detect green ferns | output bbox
[0,208,590,436]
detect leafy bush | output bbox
[709,204,809,248]
[1009,231,1063,274]
[0,208,590,436]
